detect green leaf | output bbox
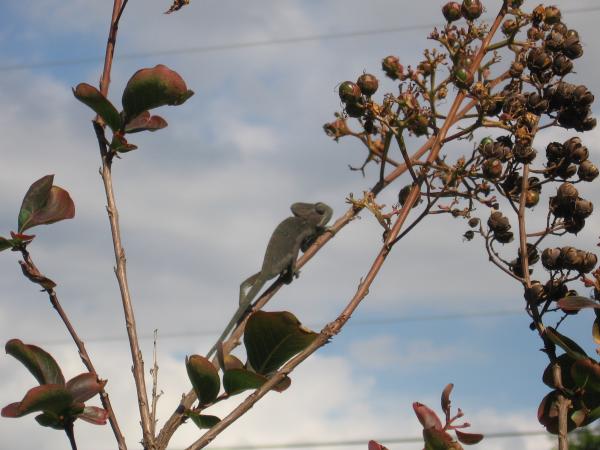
[18,175,75,232]
[121,64,194,122]
[77,406,109,425]
[185,355,220,405]
[6,339,65,385]
[186,411,220,430]
[0,237,12,252]
[66,373,106,403]
[124,111,168,133]
[223,368,267,396]
[244,311,318,375]
[35,411,64,429]
[557,296,600,311]
[571,358,600,392]
[455,430,483,445]
[544,327,588,360]
[2,384,73,417]
[72,83,122,132]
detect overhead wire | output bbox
[1,5,599,72]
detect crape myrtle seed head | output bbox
[510,0,524,7]
[545,279,568,300]
[513,144,537,164]
[545,30,565,52]
[443,2,463,22]
[483,158,503,180]
[556,182,578,202]
[546,142,566,161]
[542,247,562,270]
[554,161,578,179]
[552,54,573,77]
[573,198,593,220]
[357,73,379,97]
[463,230,475,240]
[578,160,599,182]
[560,246,583,270]
[519,243,540,265]
[564,137,589,164]
[528,177,542,193]
[544,6,562,25]
[510,61,525,78]
[345,101,366,118]
[525,282,547,305]
[553,23,568,36]
[528,26,544,41]
[495,231,514,244]
[382,56,403,80]
[581,116,597,132]
[565,216,585,234]
[527,48,552,72]
[582,252,598,273]
[572,85,594,107]
[488,211,511,233]
[454,67,474,89]
[339,81,362,103]
[502,19,519,35]
[563,34,583,59]
[468,217,480,228]
[398,185,419,208]
[525,190,540,208]
[532,5,545,24]
[461,0,483,21]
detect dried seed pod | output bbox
[544,6,562,25]
[581,116,597,132]
[553,23,568,36]
[546,142,566,161]
[461,0,483,20]
[482,159,503,180]
[488,211,511,233]
[525,190,540,208]
[578,160,599,182]
[556,182,578,203]
[495,231,514,244]
[527,48,552,73]
[554,161,578,179]
[338,81,362,103]
[398,185,419,208]
[519,243,540,265]
[502,19,519,35]
[572,85,594,107]
[563,33,583,59]
[528,26,545,41]
[573,198,593,219]
[356,73,379,97]
[564,137,588,163]
[545,30,565,52]
[560,246,584,270]
[502,172,521,196]
[468,217,480,228]
[513,144,537,164]
[542,247,562,270]
[552,54,573,76]
[525,281,547,305]
[478,136,495,157]
[545,279,568,300]
[442,2,463,22]
[532,5,545,24]
[381,56,404,80]
[345,101,366,118]
[453,67,474,89]
[549,196,572,218]
[510,61,525,78]
[582,252,598,273]
[526,92,549,114]
[564,216,585,234]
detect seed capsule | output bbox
[488,211,511,233]
[356,73,379,97]
[573,198,593,219]
[442,2,463,22]
[338,81,362,103]
[544,6,562,25]
[461,0,483,20]
[482,158,503,180]
[381,56,404,80]
[524,281,547,305]
[556,182,578,203]
[560,246,583,270]
[582,252,598,273]
[542,247,562,270]
[578,160,599,182]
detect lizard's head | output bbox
[313,202,333,227]
[291,202,333,227]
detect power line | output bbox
[2,5,599,72]
[145,430,550,450]
[40,309,524,346]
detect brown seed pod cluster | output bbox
[487,211,513,244]
[541,246,598,273]
[549,182,594,234]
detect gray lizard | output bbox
[208,202,333,357]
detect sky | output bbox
[0,1,600,449]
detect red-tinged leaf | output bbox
[66,373,106,403]
[185,355,220,405]
[441,383,453,413]
[5,384,73,417]
[423,427,461,450]
[244,311,318,375]
[18,175,75,232]
[223,368,267,396]
[368,440,389,450]
[10,231,35,242]
[542,354,577,389]
[19,260,57,289]
[72,83,122,131]
[544,327,588,360]
[6,339,65,385]
[537,390,579,434]
[0,237,12,252]
[186,411,220,429]
[77,406,109,425]
[122,64,194,122]
[124,111,168,133]
[571,358,600,392]
[455,430,484,445]
[557,296,600,311]
[109,134,138,153]
[413,402,443,430]
[1,402,21,417]
[593,319,600,345]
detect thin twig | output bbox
[94,0,155,447]
[18,249,127,450]
[150,330,161,437]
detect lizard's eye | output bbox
[315,204,326,214]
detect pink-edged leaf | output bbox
[124,111,168,133]
[6,339,65,385]
[109,134,138,153]
[122,64,194,122]
[66,373,106,403]
[455,430,484,445]
[10,231,35,243]
[441,383,454,413]
[35,411,64,429]
[1,402,22,417]
[19,261,57,289]
[72,83,122,131]
[5,384,73,417]
[368,440,389,450]
[557,296,600,311]
[413,402,443,430]
[77,406,109,425]
[18,175,75,232]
